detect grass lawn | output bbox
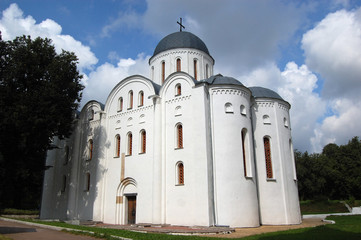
[4,215,361,240]
[0,235,12,240]
[300,199,349,214]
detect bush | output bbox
[0,208,39,215]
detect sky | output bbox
[1,0,361,153]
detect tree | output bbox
[0,36,83,209]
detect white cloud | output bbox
[302,7,361,99]
[81,53,150,106]
[0,3,98,71]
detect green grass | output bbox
[3,215,361,240]
[0,234,12,240]
[300,199,349,214]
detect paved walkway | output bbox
[0,219,98,240]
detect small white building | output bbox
[40,31,301,227]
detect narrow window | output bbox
[162,61,165,84]
[240,105,246,116]
[193,59,197,80]
[88,139,93,161]
[177,58,181,72]
[264,137,273,179]
[178,162,184,185]
[118,97,123,112]
[115,135,121,157]
[263,115,271,124]
[61,175,66,193]
[89,109,94,121]
[127,132,133,156]
[128,91,133,109]
[175,84,181,96]
[176,124,183,148]
[206,64,209,78]
[241,129,247,177]
[140,130,146,153]
[139,91,144,107]
[284,117,289,128]
[85,173,90,191]
[225,103,234,113]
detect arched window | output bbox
[241,129,247,177]
[225,103,234,113]
[176,58,181,72]
[176,124,183,149]
[193,59,198,80]
[263,115,271,124]
[61,175,66,193]
[88,109,94,121]
[115,135,121,157]
[240,105,246,116]
[263,137,273,179]
[85,172,90,191]
[140,130,146,154]
[177,162,184,185]
[206,64,209,78]
[128,91,133,109]
[161,61,165,84]
[175,84,181,96]
[127,132,133,156]
[88,139,93,161]
[118,97,123,112]
[284,117,289,128]
[138,91,144,107]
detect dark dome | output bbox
[199,74,244,86]
[152,31,210,57]
[249,87,284,101]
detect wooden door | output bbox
[127,196,136,224]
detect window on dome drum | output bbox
[177,162,184,185]
[85,173,90,191]
[140,130,146,154]
[241,129,247,177]
[88,139,93,161]
[193,59,198,80]
[177,58,181,72]
[240,105,246,116]
[128,91,133,109]
[175,84,181,96]
[176,124,183,149]
[138,91,144,107]
[115,135,121,157]
[127,132,133,156]
[61,175,66,193]
[225,103,234,113]
[118,97,123,112]
[206,64,209,78]
[263,137,273,179]
[162,61,165,84]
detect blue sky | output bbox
[1,0,361,152]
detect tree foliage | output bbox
[0,36,83,209]
[296,137,361,200]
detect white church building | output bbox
[40,30,301,227]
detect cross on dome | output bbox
[177,18,185,32]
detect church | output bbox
[40,28,302,227]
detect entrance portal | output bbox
[127,195,136,224]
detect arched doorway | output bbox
[116,178,137,225]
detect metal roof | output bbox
[198,74,244,87]
[249,86,284,101]
[152,31,210,57]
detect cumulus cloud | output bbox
[302,7,361,99]
[82,53,150,105]
[240,62,326,151]
[0,3,98,71]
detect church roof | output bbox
[198,74,245,87]
[152,31,210,57]
[249,87,284,101]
